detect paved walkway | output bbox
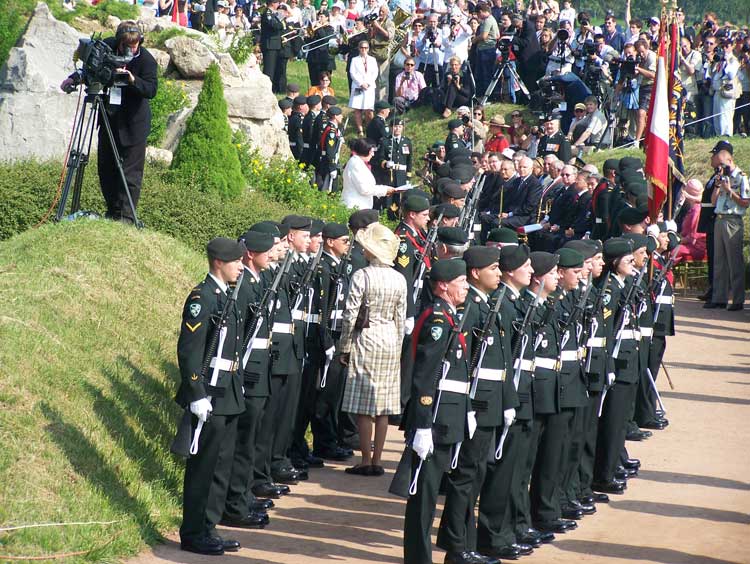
[129,298,750,564]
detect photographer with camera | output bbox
[632,38,656,147]
[695,34,719,137]
[60,21,157,225]
[417,14,445,90]
[442,16,473,68]
[710,38,741,136]
[734,37,750,136]
[393,57,427,113]
[439,57,474,118]
[568,96,606,153]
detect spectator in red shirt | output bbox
[484,115,510,152]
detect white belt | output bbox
[560,350,580,362]
[273,322,294,334]
[292,310,305,320]
[438,379,470,394]
[514,358,535,372]
[394,164,407,171]
[700,203,714,208]
[655,295,674,305]
[210,357,238,371]
[306,313,320,324]
[251,338,270,350]
[473,223,482,232]
[303,142,310,148]
[289,142,297,146]
[618,329,640,340]
[595,217,603,224]
[534,357,560,370]
[587,336,606,348]
[477,368,506,381]
[640,327,653,338]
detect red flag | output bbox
[644,33,669,222]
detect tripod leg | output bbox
[95,95,143,228]
[480,65,502,106]
[71,107,98,215]
[56,99,96,222]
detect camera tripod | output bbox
[56,85,143,228]
[478,58,530,106]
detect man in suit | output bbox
[62,21,158,224]
[500,156,542,229]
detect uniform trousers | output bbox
[705,222,715,299]
[180,414,239,541]
[577,391,602,498]
[712,94,736,136]
[635,336,665,425]
[272,369,302,474]
[224,397,266,518]
[253,375,288,486]
[437,426,495,552]
[262,49,281,92]
[713,215,746,306]
[594,380,636,483]
[476,422,533,550]
[560,405,586,506]
[529,410,573,525]
[97,128,145,223]
[292,353,323,461]
[404,444,453,564]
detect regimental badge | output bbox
[346,264,353,275]
[189,303,202,318]
[431,326,443,340]
[488,336,494,346]
[420,395,433,406]
[399,242,407,253]
[191,373,199,381]
[602,293,611,306]
[328,138,335,146]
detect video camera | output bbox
[362,12,378,24]
[497,29,515,59]
[530,76,565,115]
[611,54,640,82]
[66,35,133,93]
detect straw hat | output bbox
[489,115,507,127]
[355,222,400,266]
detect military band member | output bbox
[288,95,308,161]
[261,0,285,93]
[177,237,246,556]
[316,106,344,191]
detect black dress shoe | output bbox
[180,535,224,556]
[305,453,325,467]
[272,468,299,484]
[314,446,353,461]
[291,458,310,470]
[220,511,269,529]
[534,520,569,534]
[210,535,241,552]
[579,494,595,505]
[592,480,626,494]
[569,500,596,515]
[294,468,309,481]
[252,483,282,499]
[273,483,291,494]
[615,469,629,481]
[444,550,487,564]
[625,430,644,441]
[623,458,641,470]
[471,552,500,564]
[594,492,610,503]
[727,303,744,311]
[250,498,274,511]
[516,531,542,547]
[641,419,667,430]
[559,518,577,530]
[703,301,727,309]
[537,530,555,543]
[484,544,522,559]
[641,429,653,438]
[514,543,534,556]
[561,506,584,520]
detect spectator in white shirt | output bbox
[442,17,473,65]
[558,0,575,26]
[342,138,395,209]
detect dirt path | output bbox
[129,298,750,564]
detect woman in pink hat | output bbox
[675,179,707,263]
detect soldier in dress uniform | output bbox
[316,106,344,191]
[221,230,277,530]
[590,159,619,240]
[436,247,521,563]
[278,98,293,132]
[288,95,308,161]
[300,95,322,166]
[536,115,572,164]
[367,100,392,149]
[430,203,461,228]
[396,259,472,564]
[260,0,285,92]
[376,117,414,219]
[445,119,466,152]
[394,194,432,322]
[177,237,246,556]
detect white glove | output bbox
[503,408,516,428]
[330,170,338,180]
[647,224,660,238]
[386,160,395,169]
[404,316,415,335]
[606,372,616,387]
[665,219,678,233]
[412,428,434,460]
[467,411,477,439]
[190,398,213,422]
[325,346,335,362]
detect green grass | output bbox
[0,221,204,562]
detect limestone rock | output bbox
[164,36,217,79]
[146,146,173,165]
[162,106,194,154]
[149,48,171,72]
[138,15,160,32]
[106,15,121,30]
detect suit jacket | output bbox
[502,174,542,229]
[102,38,158,147]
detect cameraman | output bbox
[695,34,719,138]
[393,57,427,113]
[710,39,740,136]
[633,38,656,146]
[61,21,158,224]
[439,56,473,117]
[417,14,445,89]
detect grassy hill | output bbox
[0,221,202,562]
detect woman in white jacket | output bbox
[342,138,394,209]
[348,40,379,135]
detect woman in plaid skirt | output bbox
[339,222,407,476]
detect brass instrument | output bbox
[536,191,554,223]
[387,7,415,63]
[281,27,302,43]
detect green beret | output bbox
[403,195,430,212]
[562,240,596,261]
[293,95,307,106]
[584,238,603,255]
[241,230,274,253]
[530,251,559,276]
[635,194,649,210]
[249,221,281,238]
[322,95,337,106]
[447,147,472,161]
[555,248,584,268]
[278,98,293,111]
[448,118,464,130]
[348,209,379,230]
[487,227,518,245]
[432,141,445,149]
[282,215,313,230]
[623,233,649,252]
[276,223,290,237]
[499,244,530,271]
[327,106,342,116]
[207,237,245,261]
[391,116,404,126]
[374,100,391,111]
[618,206,648,226]
[429,258,466,282]
[603,237,633,261]
[306,94,321,106]
[310,219,324,236]
[450,165,476,184]
[464,246,500,270]
[437,226,468,246]
[667,231,681,251]
[619,156,642,172]
[404,187,432,201]
[603,158,620,173]
[431,203,460,219]
[322,222,349,239]
[441,182,466,200]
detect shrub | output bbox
[227,31,256,66]
[147,75,190,146]
[0,0,35,67]
[145,26,189,50]
[170,63,245,199]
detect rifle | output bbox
[323,116,349,193]
[584,274,609,374]
[459,173,487,240]
[292,246,324,335]
[171,270,245,458]
[611,265,646,361]
[319,244,353,388]
[468,285,507,402]
[241,251,294,372]
[511,283,544,390]
[408,301,472,496]
[412,213,443,304]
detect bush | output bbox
[234,130,352,225]
[170,63,245,199]
[147,75,190,146]
[0,0,35,67]
[145,26,189,50]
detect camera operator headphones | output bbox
[115,21,145,45]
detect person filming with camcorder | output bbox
[60,21,158,225]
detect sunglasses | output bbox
[404,63,415,66]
